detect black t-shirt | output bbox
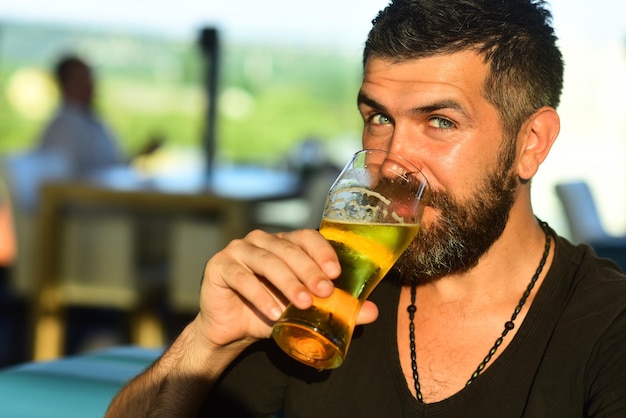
[202,234,626,417]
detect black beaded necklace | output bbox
[407,221,551,402]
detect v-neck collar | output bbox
[381,232,564,416]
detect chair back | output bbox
[554,181,611,244]
[1,152,165,358]
[0,151,137,303]
[0,151,72,297]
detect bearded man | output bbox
[107,1,626,417]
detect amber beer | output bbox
[271,149,428,369]
[272,217,420,370]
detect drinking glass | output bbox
[272,149,429,369]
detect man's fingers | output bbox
[242,229,339,301]
[206,229,339,322]
[357,301,379,325]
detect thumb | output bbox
[356,301,379,325]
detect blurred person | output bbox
[36,54,160,176]
[106,0,626,417]
[0,194,16,268]
[32,55,166,352]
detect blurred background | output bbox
[1,0,625,231]
[0,0,625,364]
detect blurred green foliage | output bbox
[0,22,364,164]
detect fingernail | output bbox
[298,290,312,305]
[317,279,334,295]
[270,306,283,321]
[323,262,340,278]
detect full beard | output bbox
[392,156,519,285]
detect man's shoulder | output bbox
[554,234,626,282]
[551,234,626,317]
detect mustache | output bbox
[421,189,458,218]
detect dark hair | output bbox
[363,0,564,140]
[54,54,88,87]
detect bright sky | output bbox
[2,0,625,46]
[0,0,383,48]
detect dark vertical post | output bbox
[198,27,219,179]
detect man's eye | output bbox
[371,114,392,125]
[428,117,455,129]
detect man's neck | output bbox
[397,214,554,403]
[417,214,552,308]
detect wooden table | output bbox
[31,166,300,360]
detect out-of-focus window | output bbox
[0,22,364,166]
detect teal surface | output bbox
[0,346,161,418]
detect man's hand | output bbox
[191,228,377,350]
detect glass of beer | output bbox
[272,149,429,369]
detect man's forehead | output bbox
[360,52,489,104]
[363,51,488,79]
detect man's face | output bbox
[358,52,520,283]
[65,63,94,107]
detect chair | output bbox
[0,151,164,360]
[167,216,229,314]
[554,180,626,271]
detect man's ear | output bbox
[517,107,560,181]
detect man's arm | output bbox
[105,229,345,417]
[106,317,247,417]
